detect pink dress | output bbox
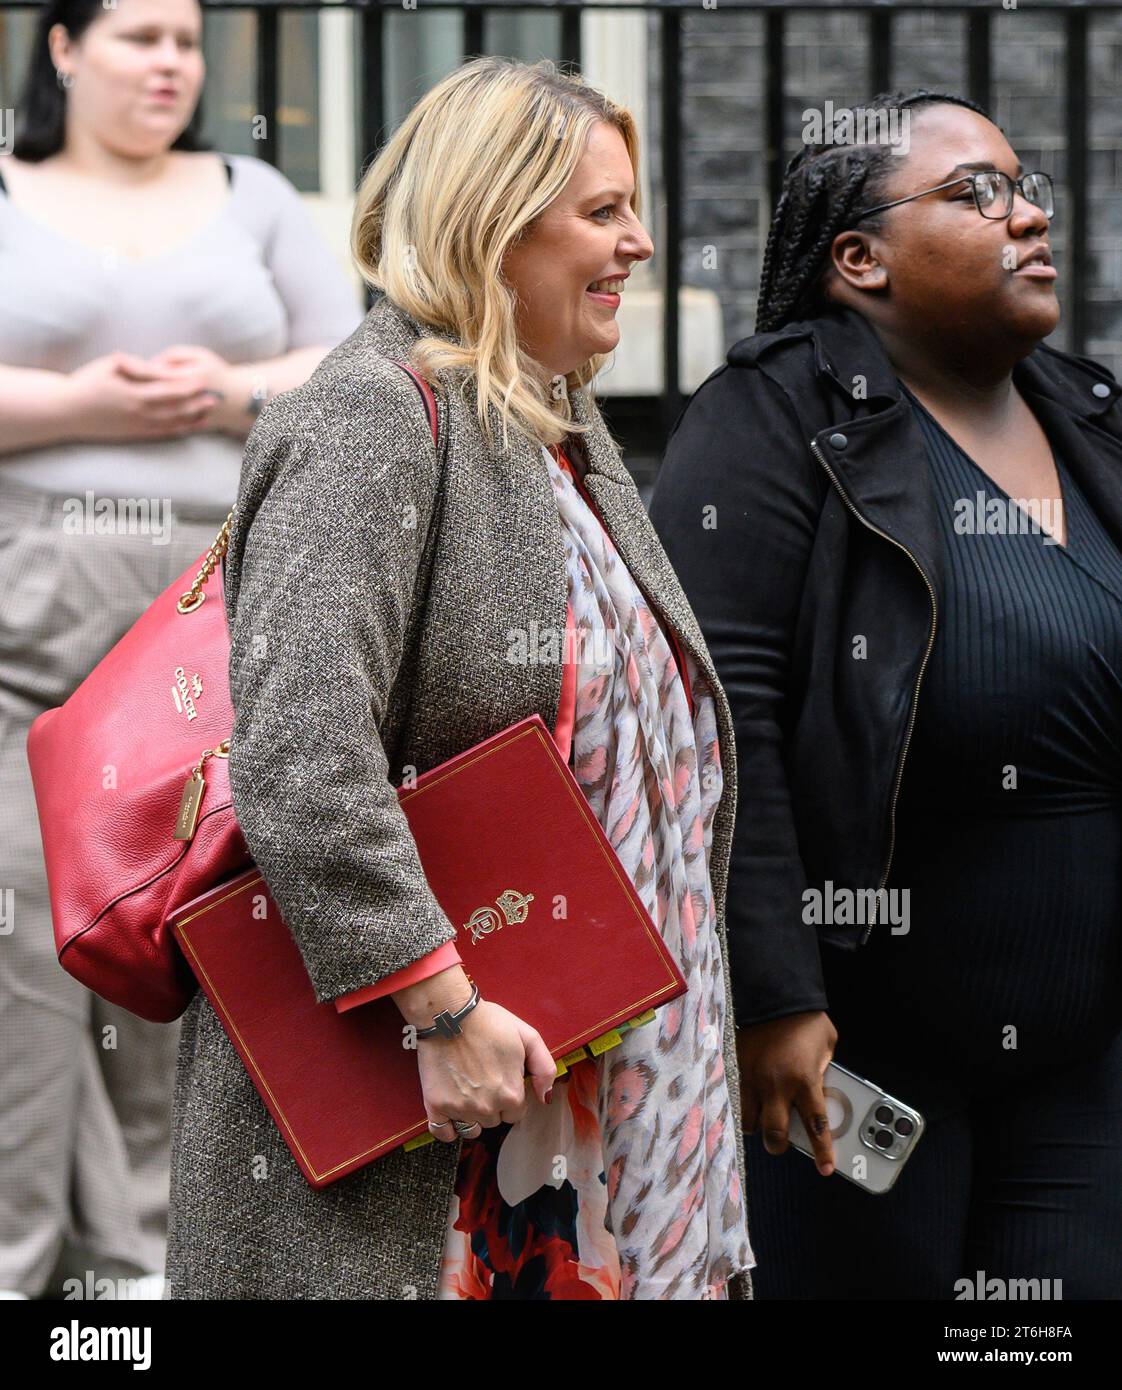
[436,442,755,1299]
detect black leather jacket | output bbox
[648,305,1122,1028]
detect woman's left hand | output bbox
[148,344,257,436]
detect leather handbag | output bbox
[25,362,439,1024]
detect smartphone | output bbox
[783,1060,925,1194]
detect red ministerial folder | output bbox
[168,714,686,1189]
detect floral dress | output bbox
[436,442,755,1300]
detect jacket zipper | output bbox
[808,438,938,943]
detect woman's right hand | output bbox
[736,1010,839,1176]
[63,351,220,441]
[410,994,558,1143]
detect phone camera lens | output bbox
[874,1105,893,1125]
[895,1117,914,1136]
[874,1129,893,1149]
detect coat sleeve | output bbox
[648,361,831,1028]
[222,362,459,1006]
[332,940,464,1013]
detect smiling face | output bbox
[500,120,654,381]
[50,0,205,157]
[824,103,1060,351]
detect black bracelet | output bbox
[414,982,481,1039]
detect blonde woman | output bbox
[166,56,755,1301]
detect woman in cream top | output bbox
[0,0,359,1299]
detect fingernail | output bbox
[819,1162,834,1177]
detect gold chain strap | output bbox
[177,507,236,614]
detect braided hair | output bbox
[755,89,993,334]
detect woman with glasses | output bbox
[650,88,1122,1297]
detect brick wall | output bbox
[649,4,1122,381]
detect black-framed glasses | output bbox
[853,170,1055,223]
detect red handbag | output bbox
[25,362,439,1024]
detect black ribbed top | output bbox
[820,383,1122,1094]
[896,381,1122,815]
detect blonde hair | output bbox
[350,56,643,451]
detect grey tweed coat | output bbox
[165,291,754,1300]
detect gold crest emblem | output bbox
[464,888,535,945]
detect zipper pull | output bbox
[174,740,230,841]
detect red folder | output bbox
[168,714,685,1188]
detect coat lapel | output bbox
[565,348,741,938]
[800,308,947,595]
[568,376,733,703]
[1012,352,1122,553]
[371,293,730,726]
[796,306,1122,597]
[363,295,569,761]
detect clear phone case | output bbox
[784,1061,926,1194]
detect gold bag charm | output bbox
[174,771,206,841]
[174,739,230,842]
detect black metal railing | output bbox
[3,0,1119,472]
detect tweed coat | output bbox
[164,291,755,1300]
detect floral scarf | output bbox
[542,444,755,1299]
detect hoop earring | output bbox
[56,68,74,90]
